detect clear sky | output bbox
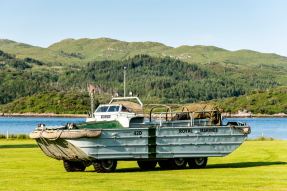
[0,0,287,56]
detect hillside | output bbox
[208,86,287,114]
[0,91,96,114]
[1,38,287,69]
[0,50,59,104]
[1,53,287,106]
[58,55,286,103]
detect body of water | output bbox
[0,117,286,140]
[0,117,86,135]
[223,118,287,140]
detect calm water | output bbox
[0,117,86,135]
[223,118,287,140]
[0,117,286,139]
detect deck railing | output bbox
[151,110,218,127]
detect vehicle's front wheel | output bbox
[93,159,117,173]
[63,161,86,172]
[188,157,208,169]
[137,161,157,170]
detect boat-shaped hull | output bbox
[35,124,247,161]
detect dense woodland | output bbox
[209,87,287,115]
[58,55,279,103]
[0,91,95,114]
[0,48,286,114]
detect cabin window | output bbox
[96,106,109,112]
[107,106,120,112]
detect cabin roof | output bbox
[110,101,143,115]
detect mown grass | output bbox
[0,140,287,190]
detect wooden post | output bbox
[7,130,9,139]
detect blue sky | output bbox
[0,0,287,56]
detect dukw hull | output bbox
[35,125,247,161]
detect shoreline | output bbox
[222,114,287,118]
[223,116,287,118]
[1,113,287,118]
[0,114,88,118]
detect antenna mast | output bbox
[89,85,96,118]
[124,66,126,97]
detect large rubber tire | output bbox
[158,160,170,169]
[137,161,157,170]
[159,158,187,170]
[188,157,208,169]
[63,161,86,172]
[172,158,187,169]
[93,159,117,173]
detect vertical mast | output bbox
[89,85,96,118]
[91,91,94,117]
[124,66,126,97]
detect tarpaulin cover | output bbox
[182,103,224,126]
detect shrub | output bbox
[17,134,30,139]
[268,98,277,105]
[247,136,277,141]
[57,92,65,99]
[268,110,275,115]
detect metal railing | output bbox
[151,110,218,127]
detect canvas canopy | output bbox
[111,101,143,115]
[182,103,224,126]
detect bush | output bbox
[17,134,30,139]
[280,104,287,113]
[268,110,275,115]
[8,134,17,139]
[248,136,277,141]
[57,92,65,99]
[27,99,34,108]
[268,98,277,105]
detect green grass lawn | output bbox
[0,139,287,190]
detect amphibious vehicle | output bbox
[30,95,251,172]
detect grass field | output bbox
[0,140,287,190]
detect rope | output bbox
[231,125,251,134]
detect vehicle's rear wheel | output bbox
[158,160,170,169]
[137,161,157,170]
[63,161,86,172]
[188,157,208,169]
[159,158,187,170]
[93,159,117,173]
[172,158,187,169]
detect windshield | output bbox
[107,106,120,112]
[95,106,109,112]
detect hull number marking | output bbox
[134,131,142,135]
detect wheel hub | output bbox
[101,159,114,169]
[174,158,185,166]
[194,158,205,165]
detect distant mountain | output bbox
[1,38,286,69]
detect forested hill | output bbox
[0,49,57,104]
[1,38,287,69]
[57,55,281,103]
[209,86,287,115]
[0,52,286,107]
